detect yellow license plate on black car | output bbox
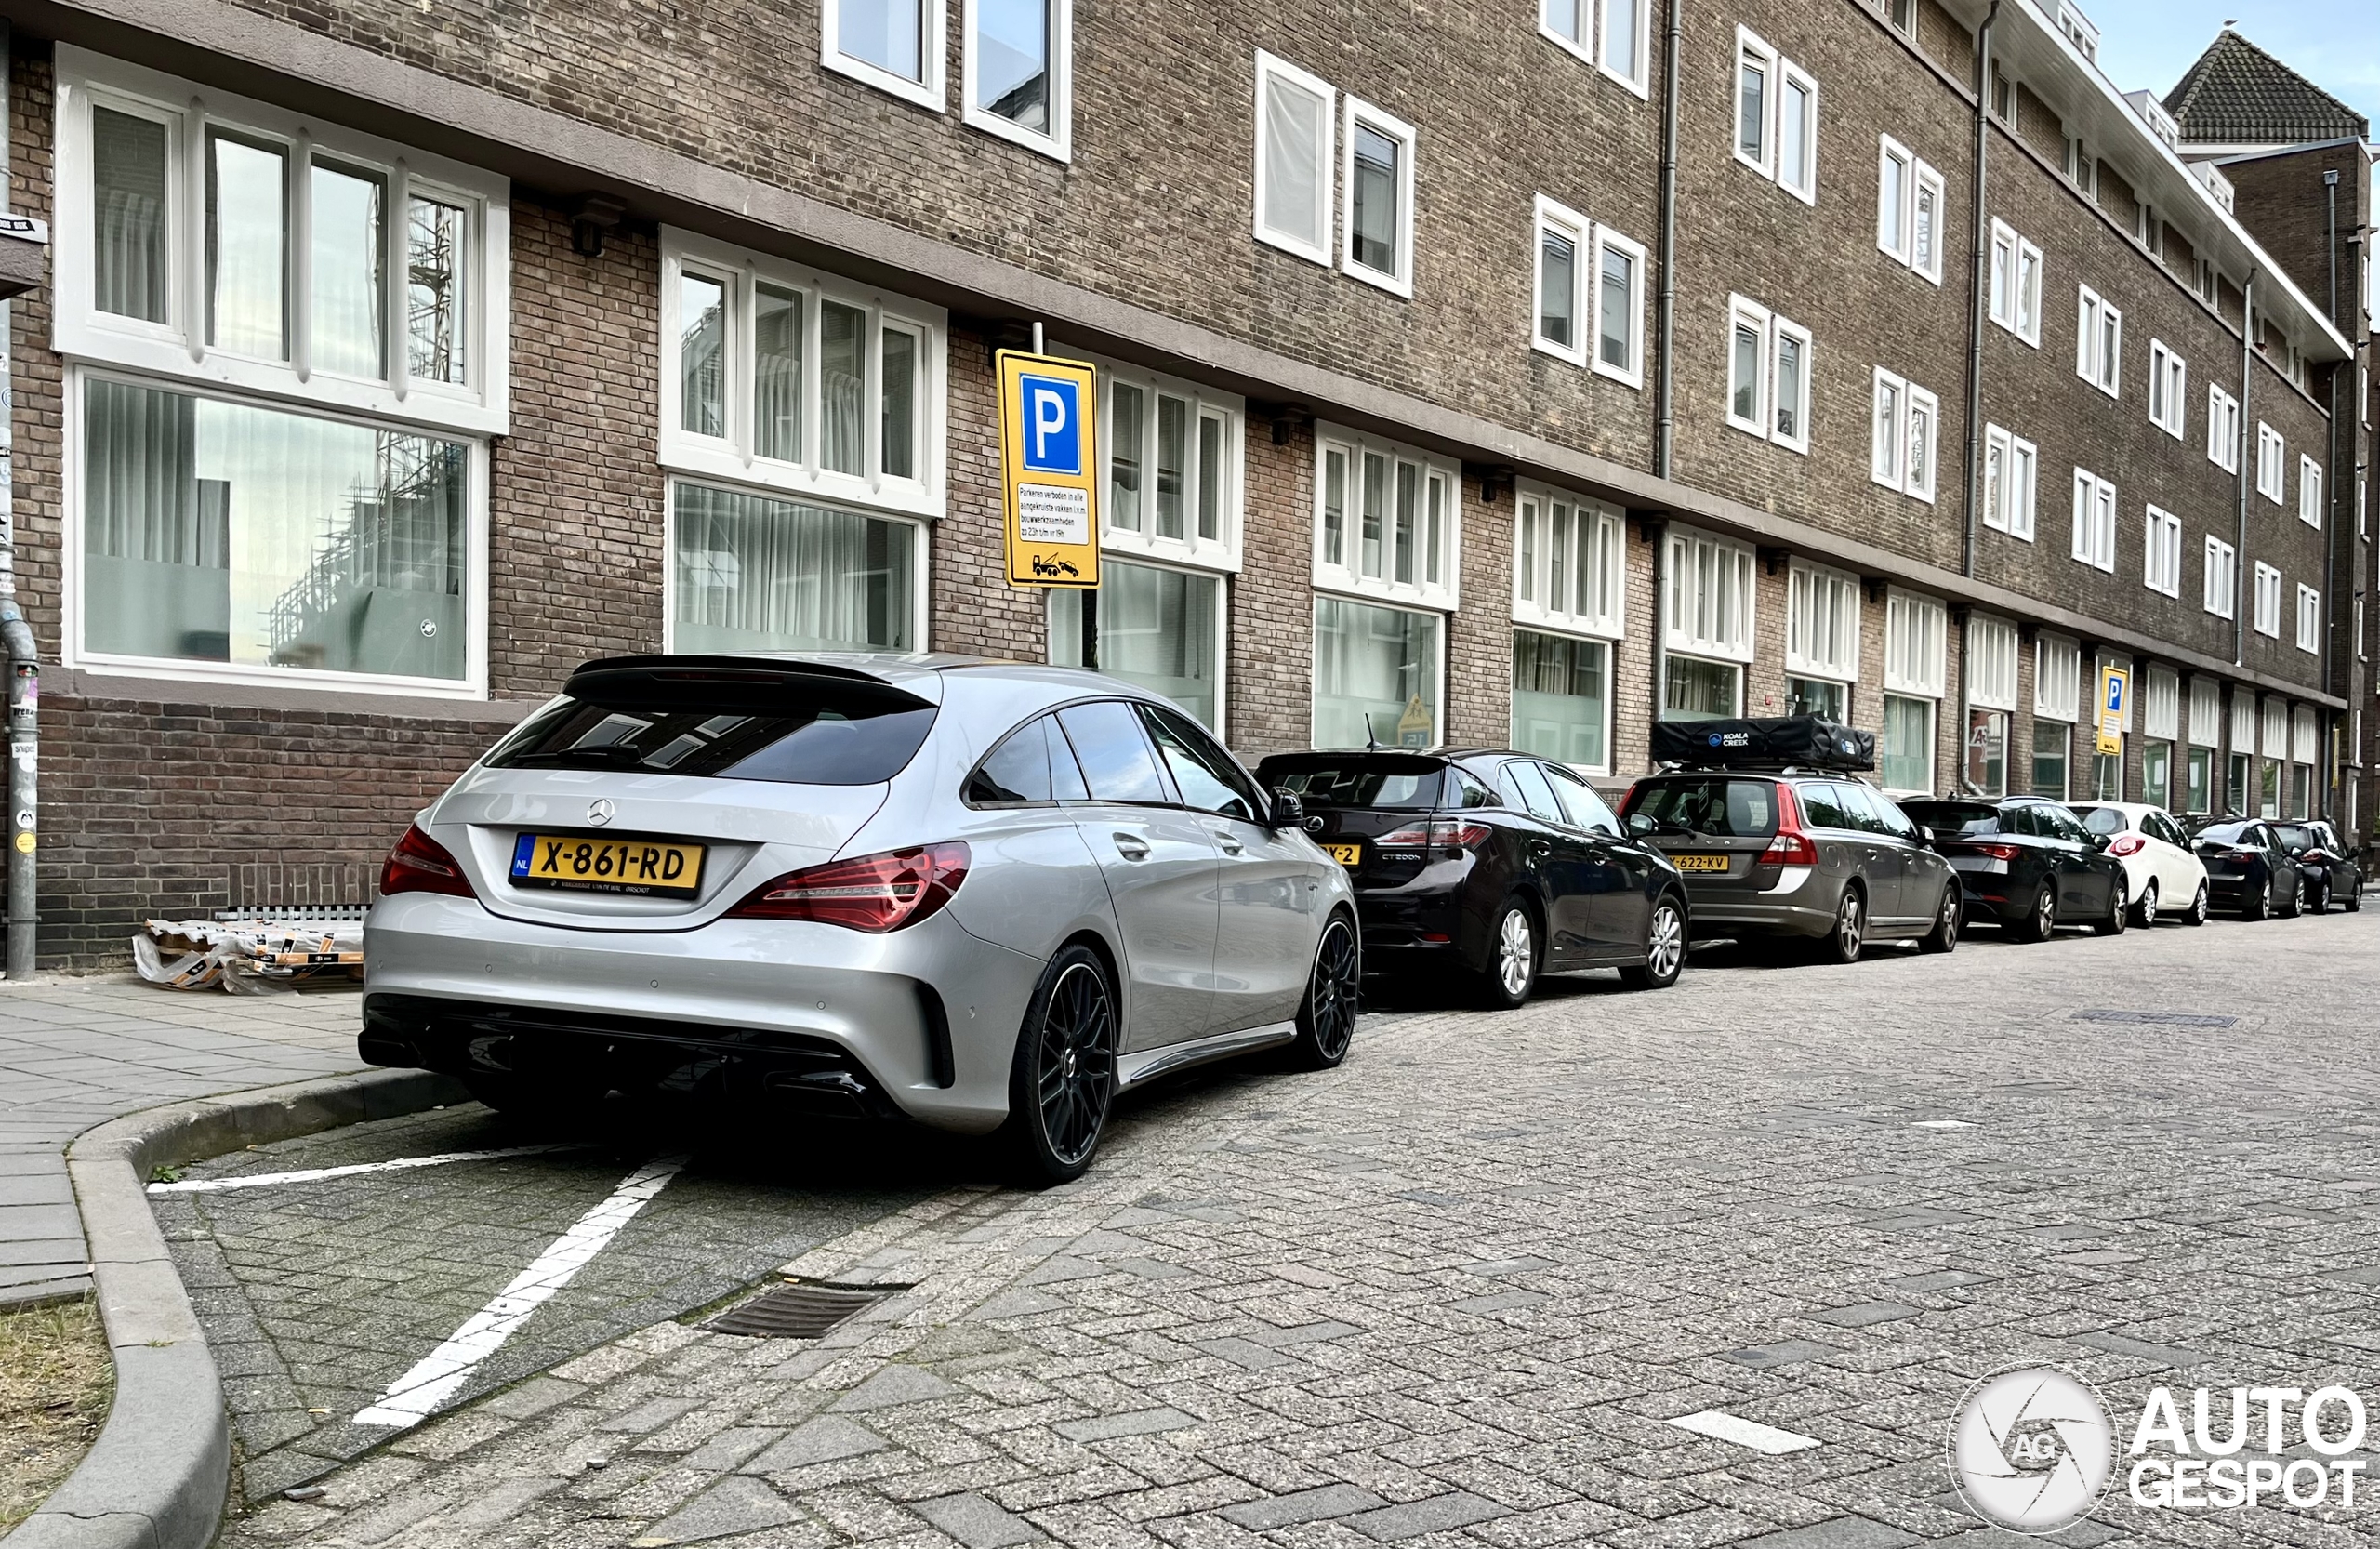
[1325,843,1362,866]
[1673,854,1731,873]
[509,833,706,896]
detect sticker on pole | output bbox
[997,351,1100,589]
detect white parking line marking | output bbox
[147,1144,587,1194]
[1666,1409,1822,1454]
[352,1154,689,1430]
[1912,1119,1977,1129]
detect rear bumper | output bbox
[1679,867,1835,939]
[361,893,1044,1132]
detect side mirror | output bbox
[1916,826,1937,847]
[1269,788,1305,831]
[1626,812,1656,837]
[2091,833,2112,852]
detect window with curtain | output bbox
[1314,597,1438,748]
[1097,362,1242,571]
[1050,560,1222,730]
[1662,655,1739,722]
[1514,489,1621,638]
[1255,51,1333,265]
[1512,629,1608,771]
[83,377,469,681]
[670,483,915,655]
[1881,694,1933,793]
[93,105,170,324]
[2031,717,2069,799]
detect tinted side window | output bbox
[2150,813,2187,848]
[2043,806,2092,844]
[1501,761,1565,823]
[1138,705,1260,821]
[1542,763,1621,836]
[2005,804,2043,839]
[966,717,1053,805]
[1048,718,1091,801]
[1864,789,1919,841]
[1055,701,1169,805]
[1455,770,1501,808]
[1795,782,1847,830]
[1831,785,1891,836]
[1633,778,1778,838]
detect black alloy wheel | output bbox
[2011,880,2056,943]
[1004,944,1117,1185]
[2182,881,2209,926]
[2278,875,2304,918]
[1816,885,1864,964]
[1919,880,1960,954]
[1620,895,1686,989]
[1289,916,1360,1068]
[2242,874,2272,920]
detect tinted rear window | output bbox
[487,687,936,786]
[1630,778,1779,839]
[1901,801,2002,837]
[2272,824,2317,849]
[2076,805,2127,836]
[1258,756,1447,809]
[2198,821,2253,843]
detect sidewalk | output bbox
[0,977,364,1307]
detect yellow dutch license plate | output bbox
[1325,843,1363,867]
[1672,854,1731,873]
[509,833,707,896]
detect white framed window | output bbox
[1727,297,1812,452]
[1593,225,1649,387]
[2203,535,2237,618]
[2142,505,2182,598]
[1786,560,1859,683]
[2188,675,2222,748]
[2255,422,2285,504]
[2253,562,2281,638]
[2147,340,2186,438]
[2261,695,2288,761]
[668,479,926,661]
[2075,285,2121,396]
[1663,525,1755,663]
[823,0,947,111]
[1252,51,1336,267]
[1968,614,2020,712]
[1094,357,1244,574]
[1540,0,1652,97]
[1513,485,1624,639]
[1884,589,1947,697]
[1987,221,2043,345]
[54,47,509,436]
[1533,196,1588,364]
[1871,368,1937,498]
[1875,139,1943,282]
[2069,469,2116,573]
[2035,633,2081,722]
[659,229,945,520]
[1981,424,2038,541]
[2206,385,2241,470]
[1735,29,1777,178]
[1341,96,1418,297]
[1313,424,1459,610]
[1514,628,1613,774]
[2296,584,2320,654]
[1776,61,1818,203]
[2298,454,2322,528]
[1733,30,1817,203]
[1050,556,1228,732]
[1314,595,1442,749]
[962,0,1071,159]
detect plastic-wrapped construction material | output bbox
[133,914,364,993]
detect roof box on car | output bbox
[1648,715,1877,773]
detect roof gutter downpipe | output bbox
[2235,271,2255,671]
[1648,0,1682,746]
[1962,0,2002,582]
[0,22,34,984]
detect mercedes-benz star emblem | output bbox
[587,798,615,827]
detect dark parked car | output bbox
[2192,819,2307,920]
[1253,749,1689,1007]
[1897,797,2131,942]
[1619,770,1960,963]
[2272,821,2361,913]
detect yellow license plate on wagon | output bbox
[509,833,707,896]
[1672,854,1732,873]
[1325,843,1363,866]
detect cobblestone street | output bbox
[170,911,2380,1548]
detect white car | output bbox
[2072,802,2210,927]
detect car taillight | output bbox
[2108,835,2145,856]
[1374,817,1491,854]
[1762,784,1818,866]
[725,842,969,932]
[381,824,475,899]
[1974,842,2023,863]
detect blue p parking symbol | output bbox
[1018,375,1082,474]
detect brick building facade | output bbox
[0,0,2367,963]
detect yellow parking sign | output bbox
[996,351,1100,589]
[2096,664,2128,757]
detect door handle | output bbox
[1112,833,1151,860]
[1211,827,1245,854]
[1529,840,1553,857]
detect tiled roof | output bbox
[2163,29,2368,145]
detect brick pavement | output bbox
[178,912,2380,1547]
[0,975,361,1306]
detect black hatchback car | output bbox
[1253,749,1689,1007]
[1897,797,2131,941]
[2271,821,2361,913]
[2191,819,2306,919]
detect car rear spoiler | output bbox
[562,655,935,715]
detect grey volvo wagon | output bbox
[359,654,1360,1182]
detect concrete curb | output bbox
[4,1068,469,1549]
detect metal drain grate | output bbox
[707,1282,887,1339]
[2069,1008,2239,1028]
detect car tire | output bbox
[1474,898,1540,1009]
[999,943,1118,1187]
[2092,877,2128,935]
[2182,882,2209,926]
[2129,878,2160,930]
[1918,880,1960,954]
[2278,878,2303,919]
[1815,885,1865,965]
[2242,877,2272,921]
[2306,880,2329,915]
[2010,880,2056,943]
[1620,894,1687,990]
[1288,914,1360,1068]
[2347,883,2363,913]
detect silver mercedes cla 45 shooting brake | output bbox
[360,654,1361,1182]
